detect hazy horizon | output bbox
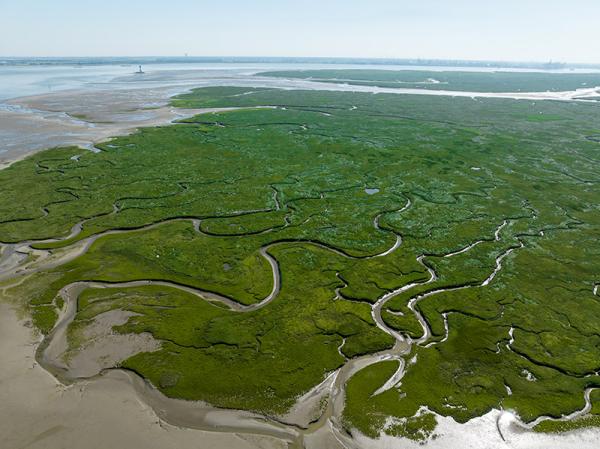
[2,0,600,64]
[0,56,596,67]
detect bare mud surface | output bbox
[0,303,286,449]
[0,85,255,165]
[65,309,161,379]
[279,371,337,427]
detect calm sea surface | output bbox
[3,58,597,102]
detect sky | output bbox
[1,0,600,63]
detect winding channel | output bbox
[0,197,419,448]
[0,196,592,447]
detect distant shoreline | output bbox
[1,67,600,168]
[1,56,598,71]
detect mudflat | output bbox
[0,303,285,449]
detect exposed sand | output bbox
[353,409,600,449]
[0,86,255,166]
[0,303,286,449]
[279,370,337,427]
[64,309,161,378]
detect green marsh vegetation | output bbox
[343,361,438,441]
[260,69,600,93]
[1,77,600,438]
[533,390,600,433]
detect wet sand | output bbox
[354,410,600,449]
[0,85,260,166]
[0,303,285,449]
[63,309,161,379]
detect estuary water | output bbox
[0,60,516,101]
[3,58,600,101]
[2,59,600,165]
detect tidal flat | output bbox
[1,70,600,448]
